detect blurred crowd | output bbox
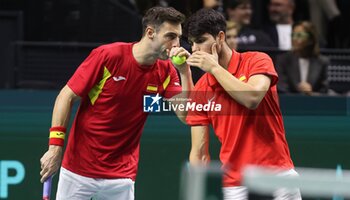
[1,0,350,95]
[143,0,350,49]
[160,0,350,96]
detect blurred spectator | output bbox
[135,0,186,15]
[188,0,224,16]
[326,0,350,48]
[226,21,240,50]
[264,0,295,50]
[308,0,340,47]
[225,0,274,50]
[275,21,329,95]
[203,0,221,9]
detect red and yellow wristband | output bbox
[49,126,66,146]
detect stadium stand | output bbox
[0,11,23,88]
[5,43,350,94]
[9,41,99,89]
[323,49,350,94]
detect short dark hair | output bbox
[142,7,185,34]
[184,8,226,40]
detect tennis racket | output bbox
[42,176,52,200]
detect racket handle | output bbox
[43,176,53,200]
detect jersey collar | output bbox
[208,50,241,86]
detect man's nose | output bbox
[172,37,180,47]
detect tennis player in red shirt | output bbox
[39,7,193,200]
[185,8,301,199]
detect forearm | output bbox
[210,66,267,109]
[189,126,210,165]
[40,85,79,182]
[172,67,194,123]
[179,67,194,92]
[48,96,71,150]
[189,149,210,165]
[52,95,73,127]
[51,86,78,127]
[49,85,79,149]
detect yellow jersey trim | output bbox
[88,67,111,105]
[163,75,171,90]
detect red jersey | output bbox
[186,50,294,186]
[63,42,181,180]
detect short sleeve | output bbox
[186,81,210,126]
[248,52,278,87]
[163,63,182,98]
[67,48,107,97]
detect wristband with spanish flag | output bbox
[49,126,66,146]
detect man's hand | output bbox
[169,47,191,73]
[298,82,313,95]
[187,43,220,74]
[40,145,63,183]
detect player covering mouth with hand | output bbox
[40,6,193,200]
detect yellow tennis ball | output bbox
[171,56,186,65]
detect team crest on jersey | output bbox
[146,84,158,93]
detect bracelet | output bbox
[49,126,66,146]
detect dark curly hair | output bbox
[142,7,185,34]
[184,8,226,40]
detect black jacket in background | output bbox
[275,52,329,93]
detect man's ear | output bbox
[146,26,155,39]
[218,31,226,44]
